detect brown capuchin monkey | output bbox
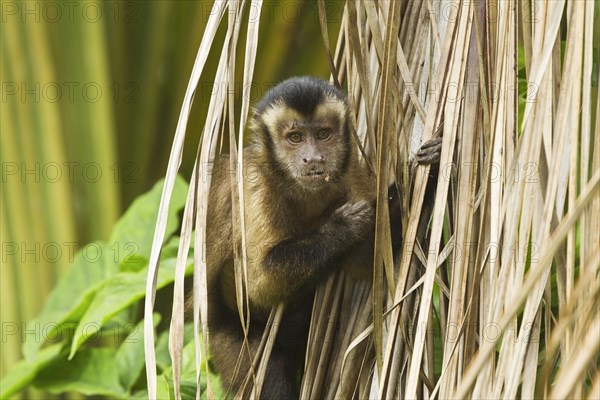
[202,77,441,399]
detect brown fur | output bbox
[203,78,379,400]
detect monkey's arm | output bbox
[342,184,403,280]
[205,158,234,290]
[262,201,374,290]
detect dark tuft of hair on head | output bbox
[255,76,346,117]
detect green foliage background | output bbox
[1,0,336,396]
[3,1,598,398]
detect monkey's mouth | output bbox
[299,169,331,183]
[304,170,324,177]
[299,169,327,182]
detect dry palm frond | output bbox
[145,0,599,399]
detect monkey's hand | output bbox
[414,137,442,165]
[324,200,375,241]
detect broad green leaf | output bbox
[159,340,198,400]
[159,330,224,400]
[119,235,183,274]
[34,348,127,398]
[109,175,188,265]
[131,374,172,400]
[155,330,173,371]
[156,374,173,400]
[70,257,193,357]
[22,177,188,362]
[22,242,118,361]
[116,315,161,391]
[179,374,198,400]
[155,322,197,372]
[119,254,149,273]
[0,344,65,399]
[180,341,203,398]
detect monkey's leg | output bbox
[210,305,306,400]
[259,300,311,400]
[258,349,300,400]
[209,309,257,396]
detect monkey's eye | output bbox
[316,129,332,140]
[287,132,303,143]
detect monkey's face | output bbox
[259,98,349,190]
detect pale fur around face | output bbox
[254,98,350,188]
[313,94,347,122]
[259,101,303,137]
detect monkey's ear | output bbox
[248,108,263,132]
[248,106,259,122]
[248,110,272,148]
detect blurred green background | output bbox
[1,0,340,384]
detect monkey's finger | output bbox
[415,138,442,165]
[419,137,443,150]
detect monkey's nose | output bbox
[302,155,326,164]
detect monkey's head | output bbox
[251,77,353,191]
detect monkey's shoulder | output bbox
[345,161,377,203]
